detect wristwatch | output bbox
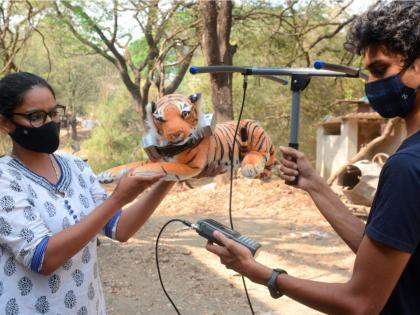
[267,268,287,298]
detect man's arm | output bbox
[274,236,409,314]
[207,232,411,315]
[306,177,365,253]
[279,146,365,253]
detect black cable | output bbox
[155,218,192,315]
[229,75,248,229]
[156,75,255,315]
[228,75,256,315]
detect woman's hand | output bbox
[279,146,322,192]
[110,170,164,207]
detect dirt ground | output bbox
[96,176,366,315]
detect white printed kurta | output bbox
[0,153,122,314]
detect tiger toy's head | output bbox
[145,93,207,145]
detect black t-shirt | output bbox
[366,131,420,315]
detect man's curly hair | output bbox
[345,1,420,67]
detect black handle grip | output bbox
[285,143,299,186]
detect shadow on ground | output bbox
[98,177,356,315]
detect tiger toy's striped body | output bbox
[97,93,275,183]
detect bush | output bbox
[80,87,147,173]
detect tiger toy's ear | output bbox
[145,101,157,118]
[145,101,159,135]
[148,101,157,113]
[188,93,201,104]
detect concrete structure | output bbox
[316,101,406,180]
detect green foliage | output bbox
[1,0,369,166]
[227,0,366,159]
[129,39,149,67]
[80,87,147,173]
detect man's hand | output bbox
[206,231,272,285]
[279,146,322,191]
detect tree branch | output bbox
[308,15,356,50]
[53,2,116,64]
[162,58,192,95]
[111,0,118,45]
[34,28,52,77]
[163,43,198,94]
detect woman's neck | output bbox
[11,142,61,185]
[11,143,50,167]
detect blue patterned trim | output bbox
[31,236,50,272]
[104,209,123,239]
[54,154,72,192]
[8,159,51,192]
[54,154,65,187]
[7,154,72,195]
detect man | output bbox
[206,2,420,314]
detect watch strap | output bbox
[268,268,287,298]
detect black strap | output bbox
[268,268,287,298]
[156,137,203,157]
[240,127,248,142]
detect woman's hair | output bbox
[345,1,420,67]
[0,72,56,116]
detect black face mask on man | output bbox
[365,72,419,118]
[9,121,61,154]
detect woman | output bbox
[0,72,172,314]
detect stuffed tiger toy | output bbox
[97,93,276,183]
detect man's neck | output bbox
[404,99,420,137]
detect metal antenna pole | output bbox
[286,74,310,185]
[189,64,366,186]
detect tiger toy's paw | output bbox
[240,152,268,178]
[255,169,271,179]
[96,161,151,184]
[97,171,121,184]
[241,160,266,178]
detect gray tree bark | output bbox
[200,0,236,122]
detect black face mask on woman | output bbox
[9,121,61,154]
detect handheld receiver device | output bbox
[193,218,261,256]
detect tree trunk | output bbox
[70,115,78,141]
[200,0,236,123]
